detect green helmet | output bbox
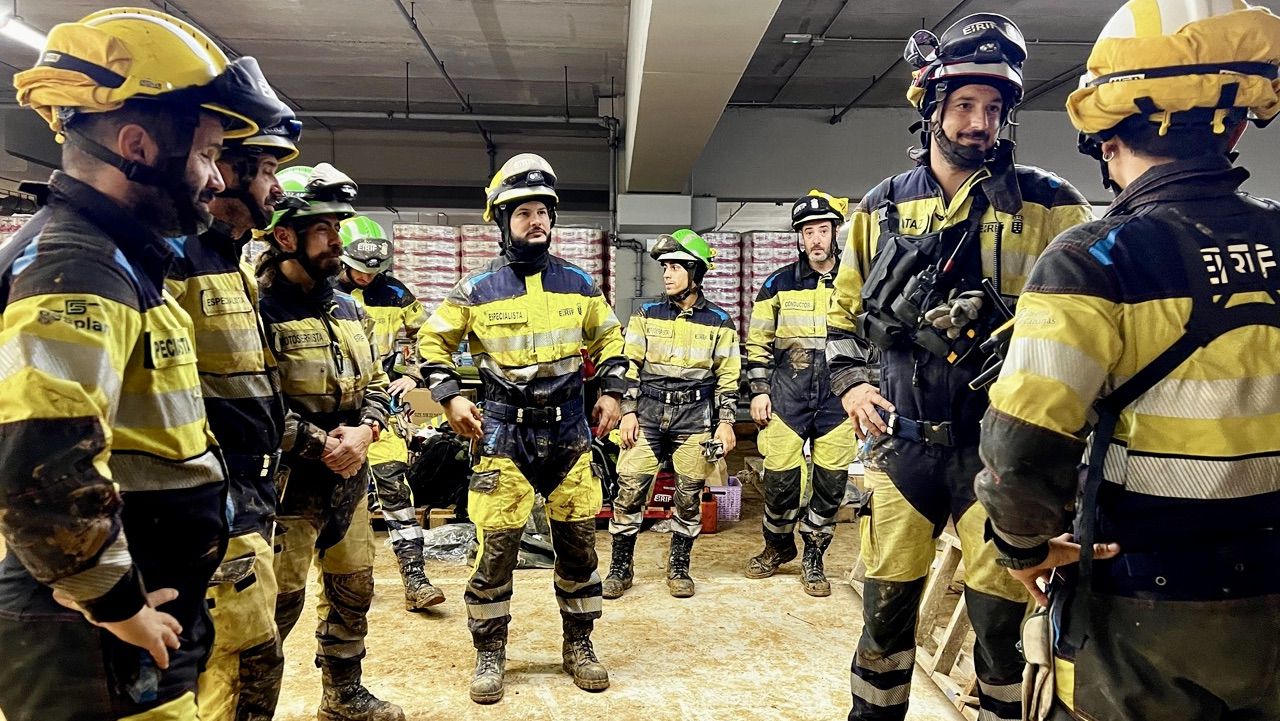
[340,216,392,275]
[651,228,716,271]
[265,162,358,232]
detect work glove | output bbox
[923,290,984,339]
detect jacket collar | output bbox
[1106,155,1248,218]
[48,171,174,287]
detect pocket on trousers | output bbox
[469,470,500,494]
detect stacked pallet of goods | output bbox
[550,227,606,289]
[0,216,32,246]
[740,231,799,330]
[460,225,501,274]
[391,224,461,315]
[698,232,744,333]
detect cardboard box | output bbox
[403,388,475,426]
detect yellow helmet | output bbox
[483,153,558,223]
[1067,0,1280,140]
[14,7,287,140]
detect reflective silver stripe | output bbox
[480,327,584,354]
[774,336,826,350]
[1131,374,1280,420]
[475,353,583,383]
[1003,337,1106,403]
[193,326,264,358]
[763,518,797,535]
[649,341,715,364]
[608,512,644,535]
[978,679,1022,704]
[641,362,714,382]
[382,507,417,523]
[557,596,603,615]
[466,600,511,620]
[826,337,868,364]
[799,509,836,533]
[554,572,601,594]
[0,334,122,400]
[1121,454,1280,500]
[850,674,911,708]
[776,312,820,329]
[857,648,915,673]
[746,367,770,381]
[467,580,513,601]
[387,526,424,543]
[201,372,277,401]
[109,448,224,492]
[50,534,131,602]
[115,387,205,430]
[748,315,776,332]
[765,507,800,522]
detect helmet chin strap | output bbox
[667,283,698,304]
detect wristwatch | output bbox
[360,417,382,442]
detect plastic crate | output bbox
[707,476,742,522]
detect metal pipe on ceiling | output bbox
[298,110,607,125]
[388,0,497,165]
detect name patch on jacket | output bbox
[484,309,528,326]
[648,325,674,339]
[145,330,196,369]
[201,288,252,316]
[781,299,815,312]
[276,329,328,352]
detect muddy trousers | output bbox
[196,531,282,721]
[610,427,715,539]
[368,459,426,573]
[465,416,603,650]
[850,438,1028,721]
[0,483,225,721]
[270,500,376,697]
[758,416,857,546]
[1043,591,1280,721]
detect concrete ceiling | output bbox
[736,0,1280,114]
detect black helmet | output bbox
[905,13,1027,125]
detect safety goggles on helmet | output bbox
[341,237,393,275]
[484,153,560,223]
[266,163,358,232]
[791,190,848,231]
[650,229,715,270]
[905,13,1027,122]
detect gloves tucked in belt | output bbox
[923,290,984,339]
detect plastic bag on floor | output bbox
[421,522,477,564]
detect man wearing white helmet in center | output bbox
[977,2,1280,719]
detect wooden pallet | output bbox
[848,532,979,720]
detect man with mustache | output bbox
[744,189,858,598]
[166,113,305,720]
[416,153,627,704]
[0,7,287,721]
[256,164,403,721]
[824,13,1093,721]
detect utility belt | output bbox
[878,408,954,447]
[222,451,282,481]
[483,396,584,427]
[639,383,715,406]
[857,191,992,361]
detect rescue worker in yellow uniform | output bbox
[825,14,1093,721]
[744,190,858,597]
[604,230,741,599]
[169,112,299,720]
[336,216,444,612]
[976,3,1280,720]
[416,153,626,704]
[0,8,287,721]
[257,165,403,721]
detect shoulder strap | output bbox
[1066,204,1280,649]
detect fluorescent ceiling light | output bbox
[0,12,46,51]
[781,33,812,44]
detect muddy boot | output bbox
[562,619,610,691]
[602,534,635,600]
[397,555,445,611]
[745,532,797,579]
[318,664,405,721]
[666,534,696,598]
[469,647,506,704]
[800,531,833,597]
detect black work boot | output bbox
[800,531,833,597]
[469,646,506,704]
[602,534,636,600]
[562,618,610,691]
[318,664,405,721]
[397,554,445,611]
[666,534,696,598]
[745,531,798,579]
